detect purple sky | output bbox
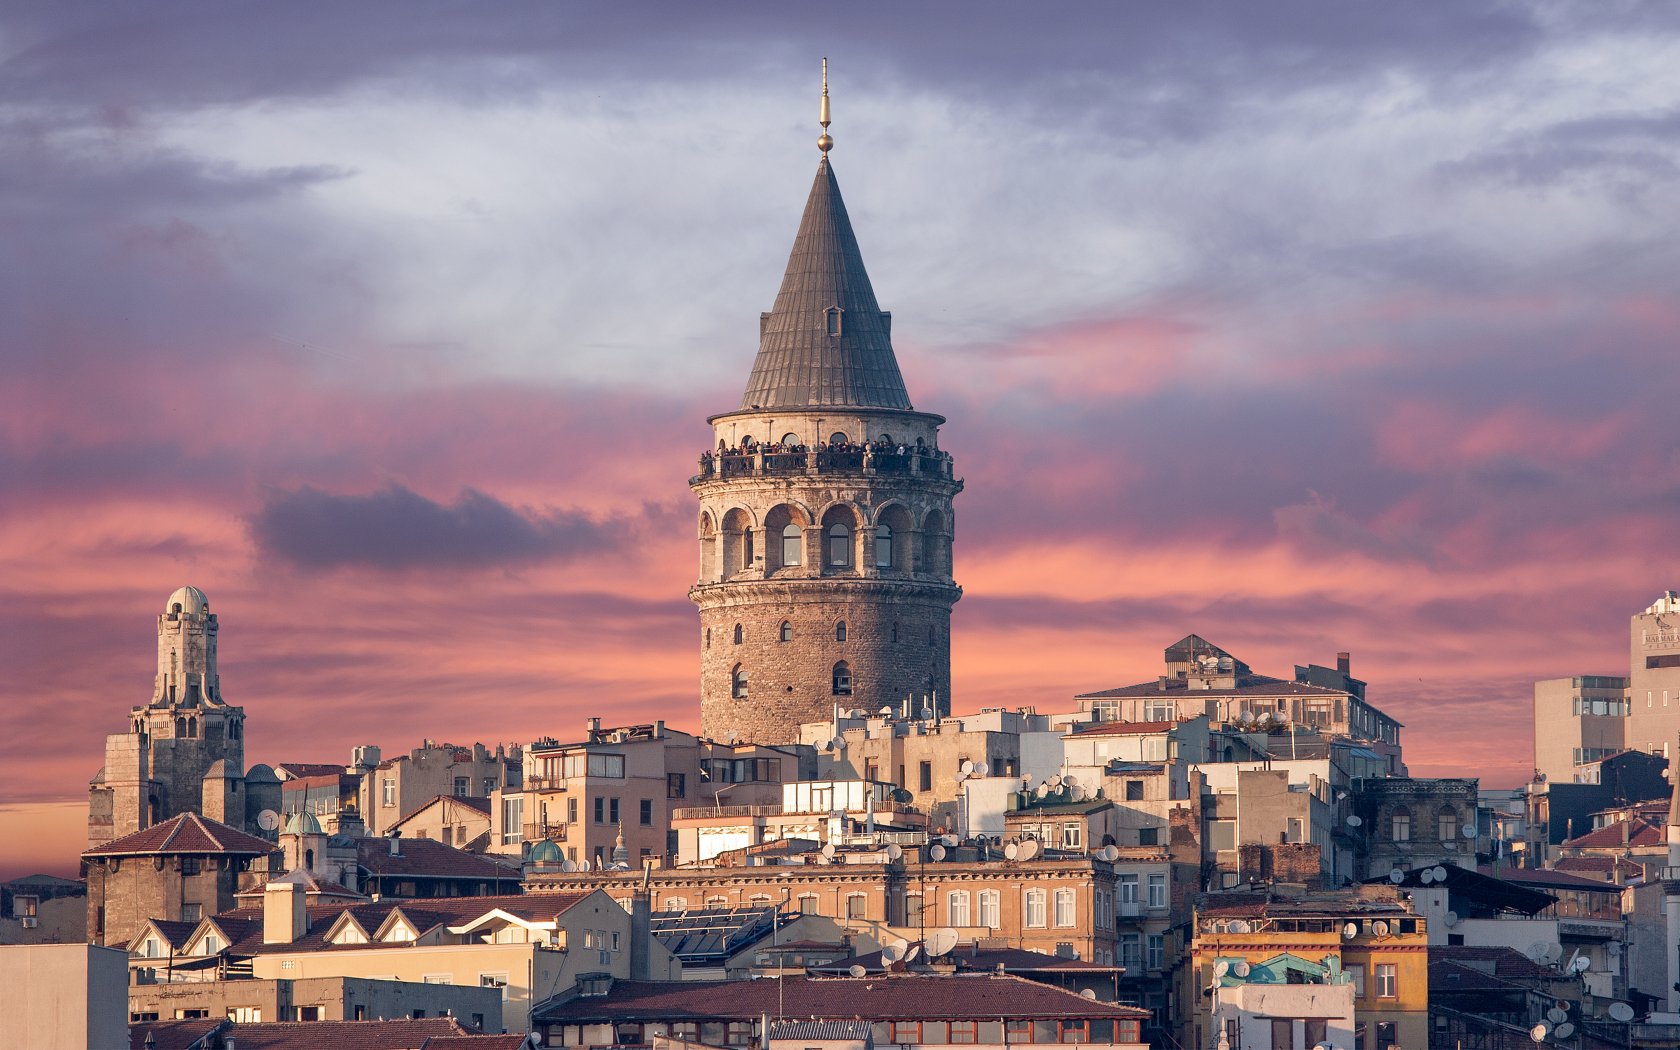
[4,2,1679,877]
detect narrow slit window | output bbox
[827,308,842,337]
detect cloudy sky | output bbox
[4,2,1678,877]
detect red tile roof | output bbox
[421,1037,532,1050]
[1560,817,1664,849]
[1075,675,1348,700]
[358,836,521,880]
[84,812,278,857]
[1430,958,1527,994]
[1429,945,1560,981]
[535,974,1150,1023]
[1479,865,1624,891]
[226,1018,474,1049]
[1069,720,1179,736]
[130,1018,225,1050]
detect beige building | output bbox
[127,973,504,1028]
[361,741,520,831]
[496,720,800,868]
[2,943,130,1050]
[387,794,493,852]
[1628,591,1680,758]
[689,131,962,746]
[1533,674,1632,782]
[1,874,87,945]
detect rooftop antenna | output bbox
[818,58,833,156]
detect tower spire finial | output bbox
[818,58,833,156]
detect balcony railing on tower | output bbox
[693,443,953,484]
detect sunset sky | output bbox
[5,3,1679,879]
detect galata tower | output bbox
[692,68,962,744]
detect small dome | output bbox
[167,585,209,616]
[205,759,230,778]
[244,763,280,784]
[284,811,323,836]
[528,839,563,864]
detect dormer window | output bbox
[826,307,842,337]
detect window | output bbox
[640,799,653,826]
[382,780,396,807]
[480,973,509,1000]
[832,661,853,696]
[199,931,221,954]
[1147,873,1167,908]
[907,893,925,926]
[667,773,686,799]
[666,896,688,911]
[1139,826,1159,846]
[949,1020,978,1044]
[779,620,792,642]
[567,797,578,823]
[1024,889,1047,927]
[1345,964,1364,998]
[1376,1021,1398,1049]
[919,761,932,792]
[798,893,818,914]
[593,797,605,824]
[828,524,851,566]
[781,524,802,566]
[947,890,971,927]
[1147,934,1164,970]
[827,307,842,337]
[181,857,201,877]
[1376,963,1397,998]
[1125,779,1144,800]
[890,1022,919,1044]
[1119,933,1141,968]
[977,890,1000,929]
[733,623,744,644]
[609,798,620,824]
[731,665,748,698]
[1061,822,1082,849]
[1119,874,1139,903]
[1438,807,1459,841]
[501,797,523,844]
[1304,1020,1326,1047]
[835,621,847,642]
[1391,808,1412,842]
[846,893,867,919]
[876,524,893,567]
[228,1008,261,1023]
[181,903,201,921]
[1054,888,1076,927]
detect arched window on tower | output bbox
[705,628,711,649]
[891,623,900,643]
[828,523,851,567]
[781,524,802,567]
[187,716,197,739]
[731,665,748,699]
[832,662,853,696]
[779,621,793,643]
[175,717,187,737]
[876,524,893,568]
[836,621,847,643]
[732,624,743,645]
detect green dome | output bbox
[528,839,563,864]
[283,810,323,836]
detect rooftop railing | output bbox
[693,444,954,484]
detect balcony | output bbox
[692,444,955,485]
[523,823,568,842]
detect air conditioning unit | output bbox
[21,917,38,929]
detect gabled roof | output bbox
[769,1021,871,1041]
[386,793,493,834]
[1479,864,1625,892]
[536,974,1149,1023]
[84,812,278,857]
[735,158,914,413]
[189,1017,473,1049]
[211,891,593,957]
[1561,815,1665,849]
[1430,957,1529,995]
[234,867,369,903]
[1075,675,1349,701]
[816,943,1124,977]
[1430,944,1560,981]
[130,1018,226,1050]
[357,836,520,880]
[129,918,201,952]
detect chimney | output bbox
[587,716,602,740]
[630,871,653,980]
[263,881,308,944]
[1337,652,1351,675]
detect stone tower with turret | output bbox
[691,76,962,744]
[87,586,251,847]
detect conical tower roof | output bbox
[738,157,913,412]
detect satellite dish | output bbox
[1554,1023,1574,1040]
[1017,838,1041,861]
[828,737,845,752]
[878,707,894,717]
[822,843,837,859]
[1389,868,1406,884]
[1572,956,1591,973]
[1609,1002,1635,1022]
[1232,961,1250,977]
[1035,784,1049,799]
[1371,920,1390,937]
[1346,815,1363,827]
[1529,1023,1548,1044]
[974,763,989,777]
[1049,774,1063,788]
[1431,865,1449,882]
[815,854,831,865]
[1100,845,1120,863]
[1420,869,1435,884]
[886,843,904,862]
[904,943,922,962]
[1525,942,1550,962]
[928,929,959,957]
[1607,941,1622,957]
[1462,825,1478,839]
[1214,960,1230,977]
[1342,922,1358,939]
[1004,842,1019,861]
[960,760,975,775]
[848,964,867,978]
[1063,774,1079,789]
[1444,911,1459,928]
[1080,989,1096,1000]
[919,707,934,720]
[1228,920,1251,934]
[257,810,280,832]
[577,858,592,871]
[881,940,906,964]
[560,859,576,873]
[929,844,947,862]
[1541,944,1563,964]
[1547,1007,1568,1023]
